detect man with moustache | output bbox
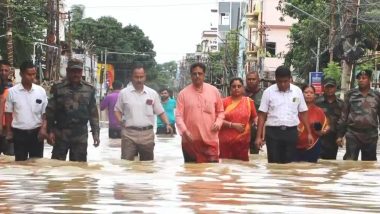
[245,71,263,154]
[315,78,344,160]
[337,70,380,161]
[176,62,224,163]
[46,58,100,162]
[114,63,173,161]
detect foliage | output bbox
[278,0,380,81]
[323,62,341,86]
[0,0,48,66]
[70,5,156,71]
[146,61,177,92]
[357,60,375,72]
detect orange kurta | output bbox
[219,96,257,161]
[176,83,224,162]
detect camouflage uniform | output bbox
[337,88,380,161]
[46,79,99,162]
[245,88,263,154]
[315,95,344,159]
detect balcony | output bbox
[247,18,258,28]
[246,49,258,60]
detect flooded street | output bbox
[1,128,380,213]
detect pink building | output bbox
[246,0,297,80]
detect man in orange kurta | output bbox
[176,63,224,163]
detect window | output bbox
[266,42,276,57]
[220,13,230,25]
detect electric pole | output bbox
[5,0,14,74]
[340,0,360,96]
[329,0,337,62]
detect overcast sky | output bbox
[65,0,219,63]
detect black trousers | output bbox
[12,127,43,161]
[250,126,259,154]
[156,124,177,135]
[109,128,121,139]
[344,133,377,161]
[265,126,298,164]
[320,132,339,160]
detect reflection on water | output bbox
[1,128,380,213]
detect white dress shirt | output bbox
[259,83,308,127]
[114,84,164,127]
[5,83,48,130]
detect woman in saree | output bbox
[296,85,329,162]
[219,78,257,161]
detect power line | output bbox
[84,2,217,9]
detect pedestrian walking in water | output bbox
[315,78,344,160]
[156,88,176,135]
[245,71,263,154]
[101,80,123,138]
[255,66,313,163]
[337,70,380,161]
[5,61,48,161]
[46,58,100,162]
[219,78,257,161]
[114,64,173,161]
[176,62,224,163]
[295,85,329,163]
[0,60,14,156]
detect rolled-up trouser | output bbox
[51,126,88,162]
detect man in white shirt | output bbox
[114,64,173,161]
[255,66,313,163]
[5,61,48,161]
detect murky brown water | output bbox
[1,128,380,213]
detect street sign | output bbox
[309,72,323,94]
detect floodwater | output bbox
[1,128,380,213]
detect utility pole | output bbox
[340,0,360,96]
[329,0,337,62]
[5,0,13,73]
[55,0,61,81]
[316,37,321,72]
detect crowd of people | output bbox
[0,59,379,164]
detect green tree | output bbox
[323,62,341,86]
[146,61,177,91]
[70,5,156,71]
[0,0,47,66]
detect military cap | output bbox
[356,69,372,79]
[323,78,337,87]
[67,58,83,70]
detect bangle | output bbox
[229,122,232,128]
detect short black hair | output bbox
[275,66,291,78]
[131,62,145,73]
[301,84,316,93]
[112,80,123,90]
[159,88,169,93]
[20,61,35,73]
[0,60,10,67]
[229,77,244,86]
[190,62,206,74]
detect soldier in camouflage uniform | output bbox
[245,71,262,154]
[337,70,380,161]
[315,78,344,159]
[46,58,100,162]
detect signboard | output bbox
[309,72,323,94]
